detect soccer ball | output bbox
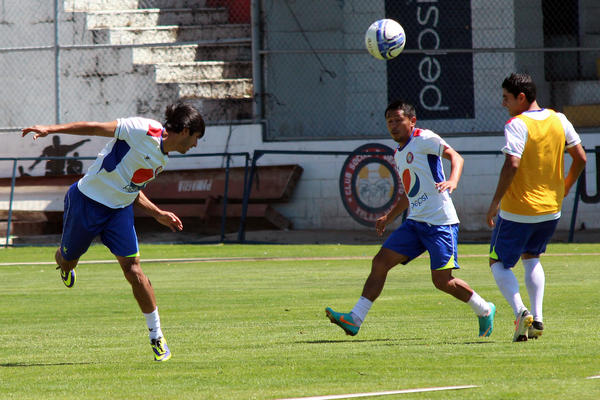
[365,19,406,60]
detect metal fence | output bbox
[1,152,250,247]
[1,1,598,141]
[0,0,253,137]
[258,0,600,140]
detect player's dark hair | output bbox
[385,100,416,119]
[163,102,205,137]
[502,73,537,103]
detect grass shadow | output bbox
[0,361,94,368]
[441,340,496,345]
[297,338,396,344]
[297,338,496,346]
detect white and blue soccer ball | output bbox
[365,19,406,60]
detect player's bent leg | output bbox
[116,256,156,313]
[117,256,171,361]
[430,269,473,302]
[362,248,408,301]
[431,269,495,337]
[325,248,407,336]
[55,248,78,288]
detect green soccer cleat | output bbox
[151,337,172,362]
[325,307,360,336]
[57,266,76,288]
[478,302,496,337]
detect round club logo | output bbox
[339,143,402,226]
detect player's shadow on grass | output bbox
[0,361,94,368]
[298,339,495,345]
[297,339,396,344]
[449,340,495,345]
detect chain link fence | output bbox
[0,0,253,140]
[259,0,600,140]
[1,0,599,144]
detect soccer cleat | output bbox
[151,337,171,362]
[57,266,76,288]
[325,307,360,336]
[478,302,496,337]
[528,320,544,339]
[513,309,534,342]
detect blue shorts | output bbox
[489,216,559,268]
[60,184,139,261]
[382,219,460,270]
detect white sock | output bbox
[467,291,491,317]
[523,258,544,322]
[143,308,163,340]
[491,262,527,318]
[350,296,372,326]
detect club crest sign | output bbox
[339,143,402,226]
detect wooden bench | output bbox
[139,164,303,230]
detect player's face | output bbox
[176,129,203,154]
[385,109,415,144]
[502,88,524,117]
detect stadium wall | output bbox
[6,124,600,232]
[2,1,599,234]
[201,126,600,233]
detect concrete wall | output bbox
[4,117,600,233]
[207,126,600,233]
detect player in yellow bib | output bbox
[486,73,586,342]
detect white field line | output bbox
[2,256,372,266]
[274,385,478,400]
[1,252,600,267]
[586,375,600,379]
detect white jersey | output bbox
[393,128,459,226]
[78,117,169,208]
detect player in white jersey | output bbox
[22,102,206,362]
[326,100,495,338]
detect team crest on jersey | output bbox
[339,143,402,226]
[406,152,414,163]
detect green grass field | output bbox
[0,243,599,399]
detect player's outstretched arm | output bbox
[134,191,183,232]
[21,121,118,140]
